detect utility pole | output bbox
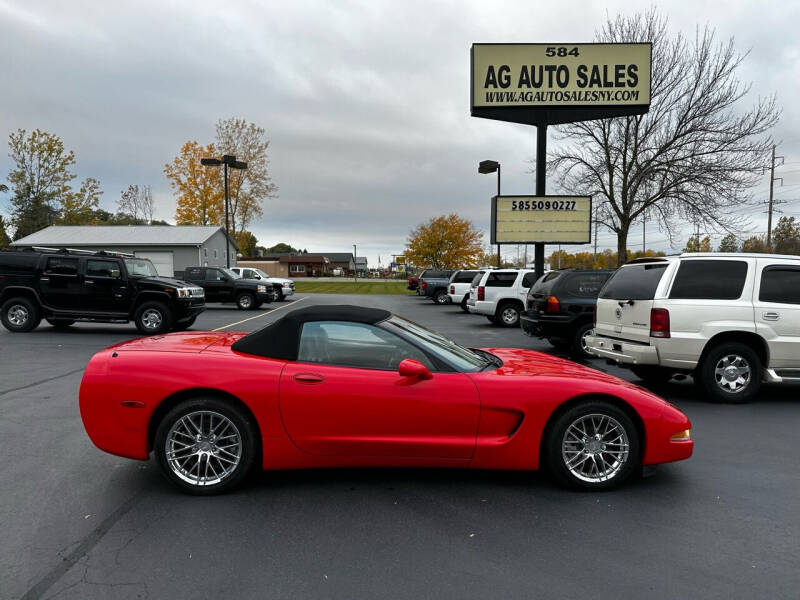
[593,208,598,263]
[766,144,784,250]
[642,211,646,254]
[353,244,357,283]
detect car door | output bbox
[204,268,231,301]
[753,260,800,369]
[39,256,82,311]
[82,258,129,313]
[279,320,480,459]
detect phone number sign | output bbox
[491,195,592,244]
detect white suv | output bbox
[467,269,538,327]
[230,267,295,301]
[586,253,800,403]
[447,269,484,312]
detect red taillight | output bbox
[450,285,454,294]
[477,286,485,301]
[650,308,670,338]
[421,281,427,290]
[545,295,560,314]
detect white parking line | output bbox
[212,296,308,331]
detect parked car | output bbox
[0,247,205,334]
[467,269,537,327]
[79,304,693,494]
[586,253,800,403]
[407,274,419,291]
[522,269,615,358]
[448,269,485,312]
[230,267,295,301]
[181,266,275,310]
[419,269,457,303]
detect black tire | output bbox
[630,365,674,385]
[236,292,256,310]
[570,323,596,359]
[153,397,258,495]
[460,294,469,312]
[545,400,640,491]
[1,297,42,332]
[133,301,172,335]
[46,319,76,329]
[698,342,761,403]
[433,290,449,305]
[496,302,521,327]
[172,316,197,331]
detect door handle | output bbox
[40,277,49,281]
[762,312,780,321]
[294,373,324,384]
[85,280,94,284]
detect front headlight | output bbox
[282,282,291,288]
[177,287,204,298]
[257,285,267,292]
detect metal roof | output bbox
[11,225,229,247]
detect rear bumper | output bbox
[585,334,659,365]
[448,292,466,304]
[467,300,495,316]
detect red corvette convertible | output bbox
[79,305,692,494]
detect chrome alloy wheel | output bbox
[239,295,253,308]
[165,410,242,487]
[7,304,29,326]
[141,308,163,330]
[580,329,593,354]
[562,414,630,483]
[714,354,751,393]
[501,306,519,325]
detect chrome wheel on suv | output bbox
[497,303,521,327]
[714,354,751,393]
[1,297,42,332]
[699,342,761,404]
[8,304,29,326]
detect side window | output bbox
[521,273,537,288]
[213,249,218,259]
[486,272,517,287]
[44,257,78,276]
[669,260,747,300]
[185,268,202,280]
[243,269,257,279]
[564,273,611,298]
[297,321,433,370]
[203,248,208,258]
[86,260,121,279]
[455,271,479,283]
[206,269,225,281]
[760,267,800,304]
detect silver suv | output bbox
[586,253,800,403]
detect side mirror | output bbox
[398,358,432,380]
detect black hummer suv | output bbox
[521,269,614,359]
[180,266,278,310]
[0,247,206,334]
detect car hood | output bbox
[136,276,196,287]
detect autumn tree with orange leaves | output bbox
[164,141,224,226]
[405,214,484,269]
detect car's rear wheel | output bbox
[433,290,449,304]
[496,302,521,327]
[134,301,172,335]
[570,323,595,359]
[699,342,761,403]
[154,397,258,495]
[236,292,256,310]
[46,318,76,329]
[460,294,469,312]
[545,401,640,490]
[1,297,42,332]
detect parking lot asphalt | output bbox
[2,293,799,599]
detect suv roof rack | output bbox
[11,246,137,258]
[625,257,670,265]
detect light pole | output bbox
[478,160,501,267]
[353,244,357,283]
[201,154,247,268]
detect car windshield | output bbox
[123,258,159,277]
[222,268,241,279]
[254,269,271,279]
[380,315,498,372]
[599,263,667,300]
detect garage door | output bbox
[134,251,174,277]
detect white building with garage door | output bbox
[11,225,238,277]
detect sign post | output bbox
[471,42,652,277]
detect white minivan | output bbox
[586,253,800,403]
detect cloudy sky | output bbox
[2,0,800,266]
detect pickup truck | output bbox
[0,247,205,334]
[181,266,277,309]
[419,269,457,303]
[229,266,295,301]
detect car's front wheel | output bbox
[153,397,258,495]
[133,301,172,335]
[236,292,256,310]
[1,297,42,332]
[698,342,761,403]
[545,401,640,490]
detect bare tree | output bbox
[215,118,278,239]
[119,184,155,223]
[548,10,779,265]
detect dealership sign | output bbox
[471,43,651,125]
[491,196,592,244]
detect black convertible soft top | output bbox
[230,304,391,360]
